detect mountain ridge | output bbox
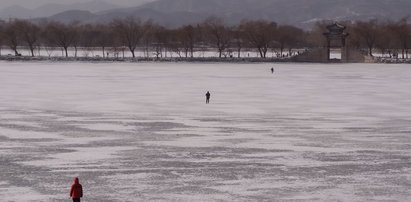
[94,0,411,27]
[3,0,410,28]
[0,0,119,19]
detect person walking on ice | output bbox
[271,67,274,74]
[206,91,211,104]
[70,177,83,202]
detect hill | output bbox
[24,0,411,28]
[0,0,118,19]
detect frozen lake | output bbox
[0,62,410,201]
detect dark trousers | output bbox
[73,198,80,202]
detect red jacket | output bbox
[70,178,83,198]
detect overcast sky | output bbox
[0,0,155,9]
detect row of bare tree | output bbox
[0,17,410,59]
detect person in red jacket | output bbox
[70,177,83,202]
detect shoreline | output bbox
[0,55,290,63]
[0,55,410,64]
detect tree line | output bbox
[0,17,410,59]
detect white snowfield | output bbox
[0,62,410,201]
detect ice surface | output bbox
[0,62,410,201]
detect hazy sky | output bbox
[0,0,155,9]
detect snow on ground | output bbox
[0,62,410,201]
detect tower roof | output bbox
[326,23,346,34]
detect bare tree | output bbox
[175,25,198,58]
[169,29,183,57]
[276,25,304,57]
[112,17,146,58]
[93,24,114,58]
[352,20,379,56]
[78,24,99,57]
[45,22,77,57]
[232,26,244,58]
[391,18,411,59]
[15,20,40,57]
[150,24,170,59]
[239,20,277,58]
[2,20,21,56]
[202,17,232,58]
[375,22,394,57]
[39,20,55,57]
[141,21,155,58]
[0,20,6,56]
[69,22,82,58]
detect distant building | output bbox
[293,23,368,63]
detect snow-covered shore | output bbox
[0,55,291,63]
[1,55,410,64]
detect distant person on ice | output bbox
[206,91,211,104]
[70,177,83,202]
[271,67,274,74]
